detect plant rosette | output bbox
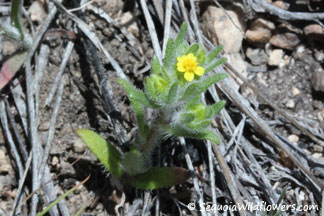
[77,23,227,190]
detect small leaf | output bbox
[206,100,226,118]
[161,66,171,82]
[197,47,205,65]
[180,112,196,124]
[189,119,211,129]
[130,99,148,138]
[130,167,191,190]
[202,130,220,144]
[175,23,187,49]
[118,79,161,109]
[122,149,148,176]
[186,44,199,55]
[181,73,228,102]
[176,42,189,57]
[205,57,227,73]
[151,57,161,75]
[76,129,124,178]
[164,125,220,144]
[205,45,223,66]
[166,82,178,104]
[164,38,176,70]
[0,51,27,90]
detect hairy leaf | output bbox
[180,112,196,124]
[118,79,161,109]
[206,100,226,118]
[164,125,220,144]
[181,73,228,102]
[130,167,191,190]
[205,45,223,66]
[186,43,199,55]
[76,129,123,178]
[205,57,227,73]
[166,82,178,104]
[175,23,187,49]
[151,57,161,75]
[164,38,176,70]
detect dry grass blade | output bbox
[50,0,128,80]
[225,62,324,147]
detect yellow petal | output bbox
[194,66,205,76]
[177,56,182,61]
[187,53,194,58]
[177,63,185,72]
[184,72,194,81]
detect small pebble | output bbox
[287,134,299,144]
[286,99,295,109]
[312,153,323,159]
[270,33,300,50]
[313,145,323,153]
[292,87,300,96]
[0,150,11,174]
[268,49,283,66]
[317,111,323,121]
[73,139,86,153]
[52,156,59,166]
[38,121,50,131]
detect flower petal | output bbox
[194,66,205,76]
[184,72,194,81]
[177,63,185,72]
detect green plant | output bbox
[77,23,227,190]
[0,0,31,90]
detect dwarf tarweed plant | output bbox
[77,23,227,189]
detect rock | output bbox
[270,33,300,50]
[317,111,323,121]
[268,49,283,66]
[2,40,17,56]
[322,108,324,119]
[0,150,11,174]
[313,145,323,153]
[73,139,86,153]
[245,18,274,44]
[304,24,324,41]
[38,120,50,131]
[226,53,247,85]
[51,156,59,166]
[97,0,123,17]
[202,6,245,53]
[312,69,324,92]
[292,87,300,96]
[250,18,275,31]
[117,12,139,37]
[246,28,271,44]
[272,1,290,10]
[286,99,295,109]
[28,0,47,23]
[246,48,268,65]
[314,50,324,62]
[288,134,299,144]
[312,153,323,159]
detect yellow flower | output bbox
[176,53,205,81]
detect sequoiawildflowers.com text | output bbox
[187,201,319,213]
